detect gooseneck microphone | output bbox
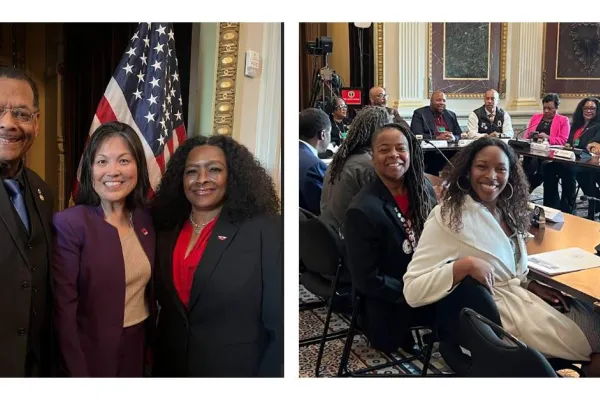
[422,138,455,169]
[508,125,533,151]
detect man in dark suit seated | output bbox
[368,86,409,129]
[411,90,462,175]
[299,108,331,215]
[0,67,55,377]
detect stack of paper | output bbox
[528,248,600,275]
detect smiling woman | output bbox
[52,121,155,377]
[150,134,282,377]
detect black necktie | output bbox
[3,179,30,233]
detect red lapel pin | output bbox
[218,235,227,241]
[141,228,148,236]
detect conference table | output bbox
[526,214,600,311]
[421,138,600,170]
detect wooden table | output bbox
[527,213,600,310]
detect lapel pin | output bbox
[141,228,148,236]
[218,235,227,241]
[37,189,44,201]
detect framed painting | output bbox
[542,22,600,97]
[428,22,507,98]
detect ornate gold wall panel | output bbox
[376,23,383,87]
[213,23,240,136]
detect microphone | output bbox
[508,126,533,151]
[423,138,455,169]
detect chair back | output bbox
[299,207,343,276]
[460,308,557,377]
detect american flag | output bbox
[74,22,187,197]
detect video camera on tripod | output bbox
[304,36,342,111]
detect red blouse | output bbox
[393,193,410,216]
[573,126,585,142]
[172,218,218,308]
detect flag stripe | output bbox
[71,23,188,201]
[103,77,163,189]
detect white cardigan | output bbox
[403,195,592,361]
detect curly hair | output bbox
[372,123,432,238]
[328,106,391,184]
[439,137,530,234]
[571,96,600,132]
[151,135,280,229]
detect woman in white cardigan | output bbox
[403,137,600,376]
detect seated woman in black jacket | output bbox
[543,97,600,213]
[343,123,437,353]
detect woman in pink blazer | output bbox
[523,94,571,191]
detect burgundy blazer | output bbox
[51,205,156,377]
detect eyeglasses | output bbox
[335,105,348,110]
[0,106,38,123]
[375,93,389,99]
[583,107,597,111]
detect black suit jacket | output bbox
[0,168,55,377]
[344,175,436,353]
[567,121,600,149]
[153,210,283,377]
[410,106,462,140]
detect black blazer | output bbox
[410,106,462,140]
[344,175,436,353]
[567,121,600,149]
[0,168,55,377]
[152,210,283,377]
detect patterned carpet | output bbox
[299,190,588,378]
[299,285,453,377]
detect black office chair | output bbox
[336,292,439,377]
[299,207,352,376]
[459,308,558,377]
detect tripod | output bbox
[308,54,341,110]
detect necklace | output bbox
[189,213,216,234]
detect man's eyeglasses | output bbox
[0,106,38,123]
[375,93,389,99]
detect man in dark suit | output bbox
[369,86,409,129]
[0,67,55,377]
[299,108,331,215]
[411,90,463,174]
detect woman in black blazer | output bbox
[344,123,437,354]
[543,97,600,213]
[150,135,282,377]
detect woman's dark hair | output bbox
[324,96,343,119]
[542,93,560,109]
[439,137,530,234]
[571,96,600,131]
[371,122,431,238]
[76,121,150,210]
[151,135,280,229]
[328,106,391,183]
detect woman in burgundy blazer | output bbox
[52,122,156,377]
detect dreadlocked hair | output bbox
[439,137,530,234]
[371,122,432,239]
[328,106,392,184]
